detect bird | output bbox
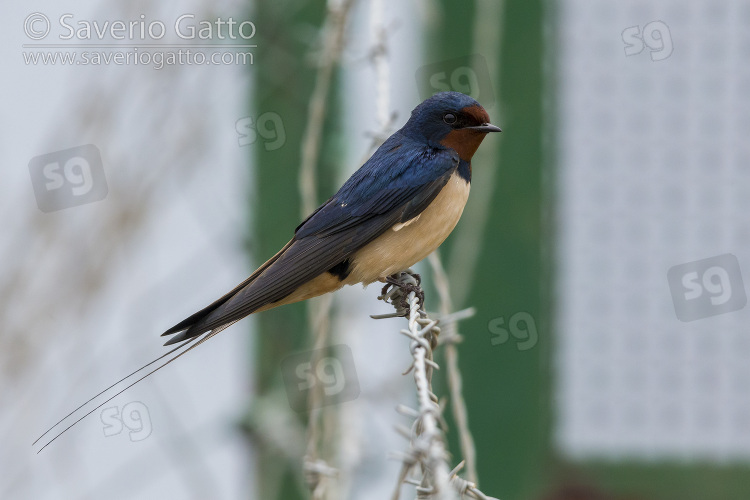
[162,90,500,345]
[33,91,500,451]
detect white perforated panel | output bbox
[554,0,750,461]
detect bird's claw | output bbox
[379,270,424,315]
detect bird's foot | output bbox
[378,270,424,316]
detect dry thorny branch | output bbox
[373,270,499,500]
[300,0,357,499]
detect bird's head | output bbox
[402,91,501,162]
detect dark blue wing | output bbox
[295,134,459,237]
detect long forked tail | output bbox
[33,321,236,453]
[34,239,298,452]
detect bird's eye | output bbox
[443,113,457,125]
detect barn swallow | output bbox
[161,91,500,344]
[34,91,499,451]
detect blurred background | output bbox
[2,0,750,499]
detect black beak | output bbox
[465,122,502,133]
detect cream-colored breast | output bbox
[346,172,470,285]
